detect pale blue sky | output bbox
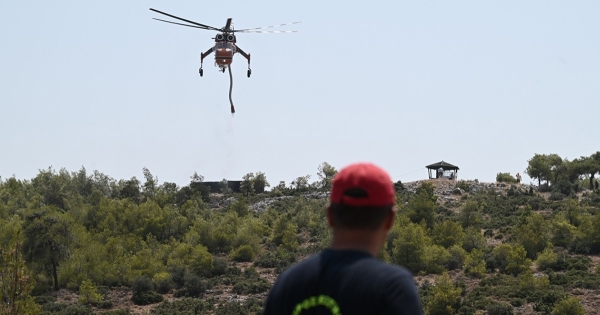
[1,1,598,187]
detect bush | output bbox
[231,279,270,294]
[33,295,56,305]
[99,311,132,315]
[41,302,69,313]
[95,300,113,309]
[552,181,575,196]
[425,273,462,315]
[153,272,173,294]
[153,298,212,315]
[57,304,94,315]
[169,265,186,288]
[533,289,566,314]
[487,303,514,315]
[230,245,256,262]
[535,248,558,271]
[457,180,472,191]
[78,279,103,305]
[510,298,525,307]
[254,249,297,273]
[496,173,517,184]
[216,301,248,315]
[131,275,163,305]
[244,297,264,314]
[551,296,585,315]
[464,249,487,278]
[131,276,154,294]
[174,272,211,297]
[131,291,163,305]
[549,192,565,201]
[212,257,229,277]
[447,245,467,270]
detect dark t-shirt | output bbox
[263,249,423,315]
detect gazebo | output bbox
[426,160,459,180]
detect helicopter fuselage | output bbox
[214,33,237,70]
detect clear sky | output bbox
[1,1,599,187]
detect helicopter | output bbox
[149,8,299,78]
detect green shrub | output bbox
[425,273,462,315]
[211,257,229,277]
[57,304,93,315]
[422,245,450,274]
[487,303,514,315]
[153,272,173,294]
[464,249,487,278]
[131,291,163,305]
[552,181,576,196]
[244,297,264,314]
[153,298,211,315]
[33,295,56,305]
[532,289,566,314]
[230,245,256,262]
[131,275,163,305]
[446,245,467,270]
[95,300,113,309]
[78,279,103,305]
[549,192,565,201]
[169,265,186,288]
[551,296,585,315]
[254,249,297,273]
[131,276,154,294]
[231,278,270,294]
[496,173,517,184]
[98,310,132,315]
[535,248,558,271]
[174,273,211,297]
[510,298,525,307]
[242,267,260,279]
[41,302,69,313]
[457,180,472,191]
[216,301,248,315]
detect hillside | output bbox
[2,167,600,315]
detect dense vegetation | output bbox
[1,153,599,314]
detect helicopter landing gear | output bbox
[199,68,203,77]
[247,69,252,78]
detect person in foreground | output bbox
[263,162,423,315]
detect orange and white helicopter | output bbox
[150,8,299,78]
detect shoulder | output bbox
[340,257,423,314]
[266,253,323,295]
[277,252,322,281]
[263,253,323,315]
[362,262,422,314]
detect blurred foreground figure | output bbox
[263,163,423,315]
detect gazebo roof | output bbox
[426,160,459,170]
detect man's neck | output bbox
[329,229,383,257]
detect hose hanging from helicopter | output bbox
[228,65,235,114]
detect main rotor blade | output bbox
[153,18,213,30]
[149,8,220,31]
[235,21,301,32]
[238,30,298,33]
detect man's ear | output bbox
[383,208,396,231]
[327,206,334,228]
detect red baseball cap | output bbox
[330,163,396,207]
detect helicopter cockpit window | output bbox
[216,43,224,49]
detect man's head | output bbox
[328,163,396,231]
